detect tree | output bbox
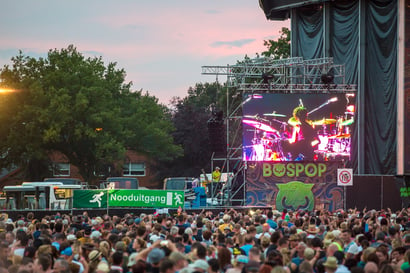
[157,82,225,177]
[261,27,290,59]
[0,45,181,183]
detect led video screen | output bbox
[242,93,356,162]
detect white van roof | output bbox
[22,182,64,186]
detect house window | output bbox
[53,163,70,177]
[123,163,145,176]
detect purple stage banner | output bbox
[246,161,344,211]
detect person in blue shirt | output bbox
[240,235,255,256]
[266,211,278,230]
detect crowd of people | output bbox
[0,207,409,273]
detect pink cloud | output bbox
[0,1,289,103]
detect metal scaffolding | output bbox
[202,56,357,206]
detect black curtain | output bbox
[330,1,359,171]
[292,6,324,59]
[363,0,397,174]
[291,0,397,174]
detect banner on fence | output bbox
[109,190,184,208]
[73,189,184,208]
[73,190,108,208]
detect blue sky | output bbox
[0,1,289,105]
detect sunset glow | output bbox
[0,1,289,104]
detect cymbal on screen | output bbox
[328,133,351,139]
[243,115,269,122]
[312,119,337,125]
[263,111,286,117]
[242,119,278,133]
[336,133,351,138]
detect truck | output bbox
[100,177,140,189]
[2,182,82,210]
[163,177,199,206]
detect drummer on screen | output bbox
[287,106,318,160]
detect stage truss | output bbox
[201,56,357,206]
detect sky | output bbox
[0,1,289,105]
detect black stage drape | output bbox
[262,0,397,174]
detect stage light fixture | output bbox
[321,73,334,84]
[262,73,274,84]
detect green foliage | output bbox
[261,27,290,59]
[0,45,181,182]
[157,82,225,177]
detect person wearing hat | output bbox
[307,224,320,236]
[190,259,209,273]
[88,250,103,273]
[14,219,27,233]
[59,242,83,273]
[304,247,316,263]
[146,248,166,272]
[323,256,338,273]
[127,252,139,269]
[315,243,340,273]
[81,243,95,263]
[96,262,110,273]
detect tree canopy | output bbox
[262,27,290,59]
[0,45,182,182]
[156,82,225,177]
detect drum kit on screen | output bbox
[243,106,354,161]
